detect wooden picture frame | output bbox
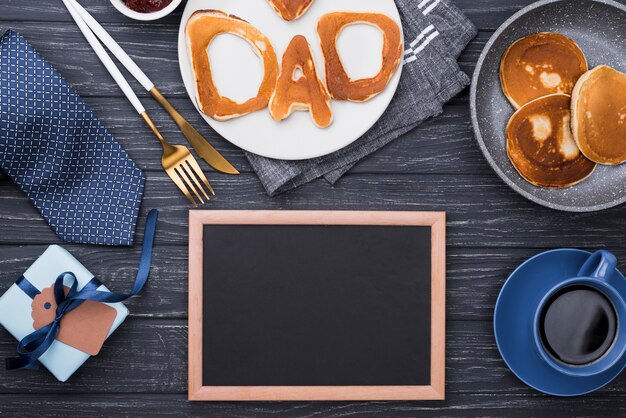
[188,210,446,401]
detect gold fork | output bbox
[141,113,215,206]
[63,0,214,206]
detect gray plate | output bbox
[470,0,626,212]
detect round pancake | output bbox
[506,94,596,188]
[501,33,588,109]
[571,65,626,165]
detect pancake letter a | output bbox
[270,35,333,128]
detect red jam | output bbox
[123,0,174,13]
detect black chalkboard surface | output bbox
[189,211,446,401]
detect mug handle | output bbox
[577,250,618,281]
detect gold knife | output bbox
[69,0,240,175]
[150,87,239,175]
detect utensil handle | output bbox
[578,250,618,281]
[140,112,174,151]
[67,0,155,92]
[150,87,186,125]
[62,0,145,114]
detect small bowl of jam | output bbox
[110,0,182,21]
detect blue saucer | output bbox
[494,249,626,396]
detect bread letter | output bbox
[318,12,402,102]
[186,10,279,121]
[270,35,333,128]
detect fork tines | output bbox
[170,156,216,206]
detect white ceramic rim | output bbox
[177,0,404,161]
[109,0,183,21]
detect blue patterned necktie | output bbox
[0,30,145,246]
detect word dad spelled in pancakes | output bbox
[501,32,626,189]
[185,9,403,129]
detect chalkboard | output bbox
[188,211,446,401]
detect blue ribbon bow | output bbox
[6,209,159,370]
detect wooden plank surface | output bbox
[0,0,538,27]
[2,173,626,248]
[0,22,488,98]
[2,245,625,322]
[1,0,625,415]
[1,320,625,396]
[3,393,626,417]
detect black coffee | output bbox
[540,285,617,366]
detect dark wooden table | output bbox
[1,0,625,416]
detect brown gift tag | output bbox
[31,285,117,356]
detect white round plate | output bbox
[178,0,403,160]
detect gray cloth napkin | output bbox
[246,0,477,196]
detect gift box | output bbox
[0,245,129,382]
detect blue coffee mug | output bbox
[533,250,626,377]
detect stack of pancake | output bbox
[500,32,626,189]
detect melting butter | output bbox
[530,114,552,141]
[560,115,579,160]
[540,72,562,89]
